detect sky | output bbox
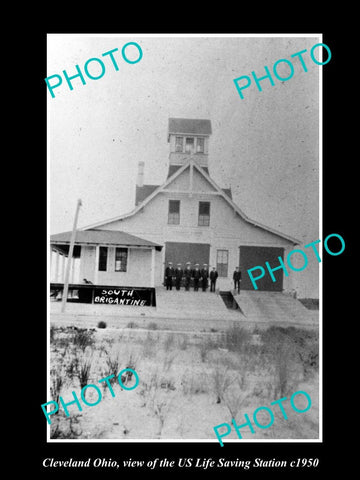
[47,34,322,297]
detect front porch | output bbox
[50,229,163,289]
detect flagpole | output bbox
[61,199,82,313]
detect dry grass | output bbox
[48,324,319,440]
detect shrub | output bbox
[178,335,189,351]
[260,326,312,398]
[223,383,252,419]
[105,352,121,378]
[50,325,56,342]
[147,322,158,330]
[198,337,218,362]
[50,414,83,439]
[126,321,139,329]
[222,324,251,352]
[261,326,319,381]
[97,321,107,329]
[50,368,64,405]
[66,356,80,380]
[143,332,157,358]
[182,371,209,395]
[77,355,93,390]
[72,328,95,351]
[163,333,175,351]
[211,364,236,404]
[163,353,176,372]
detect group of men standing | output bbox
[164,262,219,292]
[165,262,243,294]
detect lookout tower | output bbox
[167,117,212,177]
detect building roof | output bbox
[82,158,299,245]
[222,188,232,199]
[137,167,232,205]
[135,184,158,205]
[167,164,210,178]
[168,118,212,138]
[50,229,162,249]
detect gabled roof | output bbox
[167,164,210,178]
[135,184,158,206]
[50,229,162,249]
[168,118,212,139]
[82,158,299,245]
[222,188,232,199]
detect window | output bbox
[198,201,210,226]
[217,250,229,277]
[196,137,204,153]
[168,200,180,224]
[115,248,128,272]
[175,136,183,152]
[98,246,108,271]
[185,137,194,154]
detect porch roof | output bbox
[50,229,163,250]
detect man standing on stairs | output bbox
[175,263,183,290]
[165,262,175,290]
[193,263,202,291]
[201,264,209,292]
[233,266,242,294]
[210,266,218,292]
[184,262,192,291]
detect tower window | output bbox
[168,200,180,224]
[198,201,210,226]
[196,137,204,153]
[175,136,183,152]
[185,137,195,154]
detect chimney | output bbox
[136,161,144,187]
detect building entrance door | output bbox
[165,242,210,269]
[239,246,284,291]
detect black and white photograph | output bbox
[46,34,323,446]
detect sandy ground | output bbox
[48,323,319,442]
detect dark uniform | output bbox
[200,264,209,291]
[175,264,183,290]
[165,263,175,290]
[210,267,218,292]
[184,263,192,291]
[233,267,242,294]
[193,264,201,291]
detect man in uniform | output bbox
[210,266,218,292]
[184,262,192,291]
[165,262,175,290]
[233,266,242,294]
[200,264,209,292]
[193,263,202,291]
[175,263,183,290]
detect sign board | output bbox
[93,287,156,306]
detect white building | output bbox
[51,118,299,293]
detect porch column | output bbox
[60,254,66,283]
[94,246,99,284]
[53,250,59,282]
[150,247,155,287]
